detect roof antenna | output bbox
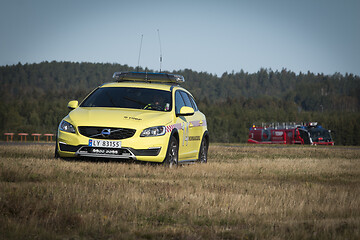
[157,29,163,72]
[137,34,143,71]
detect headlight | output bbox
[140,126,166,137]
[59,120,76,133]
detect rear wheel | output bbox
[164,136,178,168]
[198,137,208,163]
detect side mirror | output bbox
[177,106,194,116]
[67,100,79,110]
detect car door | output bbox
[174,90,203,160]
[179,91,204,158]
[174,90,193,160]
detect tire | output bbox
[198,137,208,163]
[54,132,59,159]
[164,136,178,168]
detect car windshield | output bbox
[308,128,331,140]
[80,87,172,112]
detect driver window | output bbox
[175,91,186,115]
[180,91,193,108]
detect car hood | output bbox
[67,107,172,129]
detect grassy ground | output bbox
[0,144,359,239]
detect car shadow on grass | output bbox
[58,156,164,167]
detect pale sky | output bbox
[1,0,359,76]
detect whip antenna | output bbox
[157,29,163,72]
[137,34,143,71]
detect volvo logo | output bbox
[101,129,111,138]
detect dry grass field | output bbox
[0,143,359,239]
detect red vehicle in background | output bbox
[247,122,334,145]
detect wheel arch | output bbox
[162,129,180,163]
[197,130,209,163]
[202,130,210,147]
[170,129,180,144]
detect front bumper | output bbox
[59,142,161,159]
[312,141,334,146]
[57,130,169,162]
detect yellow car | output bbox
[55,72,209,166]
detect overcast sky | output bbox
[1,0,359,76]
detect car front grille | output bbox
[78,126,136,140]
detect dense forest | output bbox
[1,61,359,145]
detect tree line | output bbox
[0,61,359,145]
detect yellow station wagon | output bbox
[55,72,209,166]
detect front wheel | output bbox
[54,132,59,159]
[198,137,208,163]
[164,136,178,168]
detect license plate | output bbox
[88,139,121,148]
[90,148,121,155]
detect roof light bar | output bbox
[112,72,185,84]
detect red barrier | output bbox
[18,133,29,142]
[31,133,42,141]
[43,134,54,142]
[4,133,14,142]
[3,132,55,142]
